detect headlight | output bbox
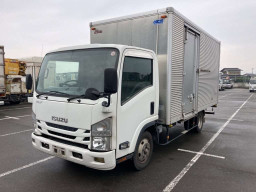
[32,111,37,128]
[91,118,112,151]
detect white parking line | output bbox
[207,117,244,122]
[0,115,30,121]
[0,157,54,178]
[178,149,225,159]
[163,94,253,192]
[0,129,33,137]
[181,130,188,134]
[16,115,31,118]
[0,107,31,112]
[219,94,231,99]
[4,116,20,120]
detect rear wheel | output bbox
[194,112,204,133]
[132,131,153,171]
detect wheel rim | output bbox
[138,138,151,163]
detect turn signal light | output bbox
[118,157,127,163]
[161,15,167,18]
[91,27,96,30]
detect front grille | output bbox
[83,137,90,141]
[48,130,76,139]
[41,134,88,149]
[46,122,78,132]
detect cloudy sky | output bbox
[0,0,255,73]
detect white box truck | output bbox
[249,78,256,92]
[30,7,220,170]
[0,47,28,104]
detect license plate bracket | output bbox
[53,146,66,157]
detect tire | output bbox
[132,131,153,171]
[194,112,204,133]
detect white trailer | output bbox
[30,7,220,170]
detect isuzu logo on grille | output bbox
[52,116,68,124]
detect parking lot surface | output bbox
[0,89,255,192]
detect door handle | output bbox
[150,102,154,115]
[187,94,194,102]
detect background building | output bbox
[244,73,256,79]
[220,68,242,80]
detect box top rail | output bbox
[90,7,220,43]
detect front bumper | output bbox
[32,133,116,170]
[249,87,255,91]
[223,85,232,88]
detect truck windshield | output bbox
[36,48,119,97]
[250,80,256,84]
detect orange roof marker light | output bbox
[161,15,168,19]
[91,27,96,30]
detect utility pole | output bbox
[252,68,254,74]
[41,44,44,57]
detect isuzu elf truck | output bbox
[29,7,220,170]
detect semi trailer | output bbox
[30,7,220,170]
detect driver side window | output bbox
[121,56,153,105]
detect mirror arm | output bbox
[102,93,111,107]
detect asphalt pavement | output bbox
[0,89,255,192]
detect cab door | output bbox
[116,49,158,159]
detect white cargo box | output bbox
[90,7,220,125]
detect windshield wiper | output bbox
[36,91,69,98]
[67,88,102,102]
[67,95,86,102]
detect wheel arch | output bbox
[128,117,157,154]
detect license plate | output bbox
[53,146,66,157]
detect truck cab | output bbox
[249,78,256,92]
[31,44,159,170]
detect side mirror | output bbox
[26,74,33,90]
[104,68,118,94]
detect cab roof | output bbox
[47,44,153,54]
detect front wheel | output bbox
[132,131,153,171]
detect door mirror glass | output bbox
[104,68,118,94]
